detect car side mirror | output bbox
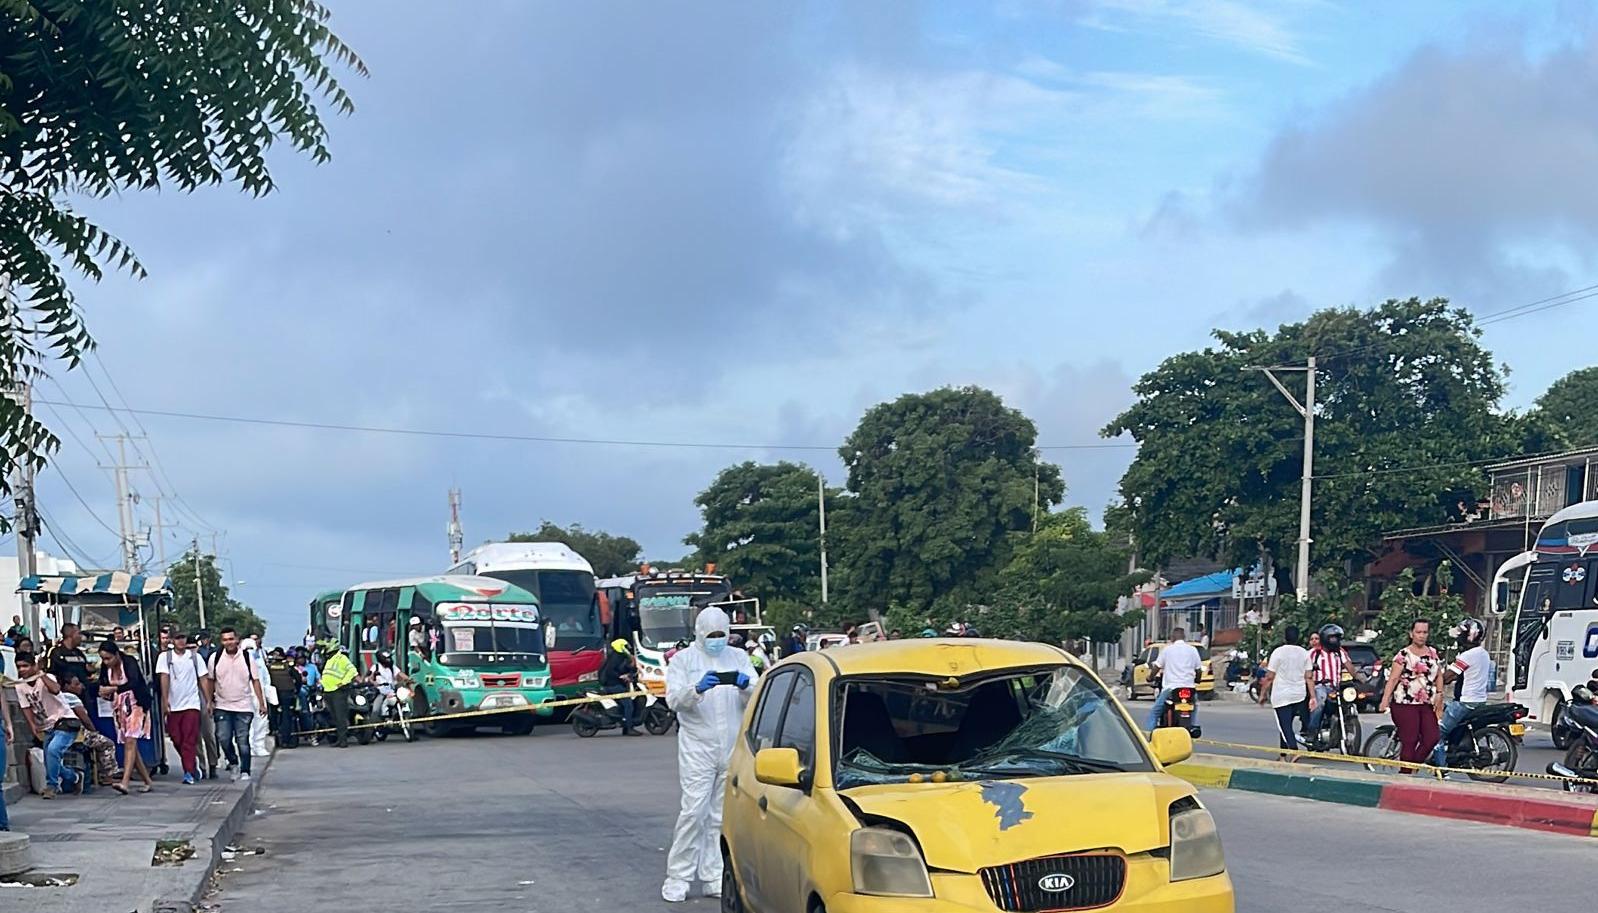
[1149,728,1193,766]
[754,747,805,788]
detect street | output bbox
[1180,697,1566,788]
[208,724,1592,913]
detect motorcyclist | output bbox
[744,638,769,674]
[1433,618,1490,770]
[660,606,755,903]
[782,624,807,657]
[599,638,641,736]
[367,650,410,724]
[1305,624,1355,746]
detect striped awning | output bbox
[18,572,172,597]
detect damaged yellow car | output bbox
[719,639,1233,913]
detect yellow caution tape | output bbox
[1195,736,1598,787]
[293,688,656,737]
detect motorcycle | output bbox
[306,687,333,745]
[1547,683,1598,794]
[350,682,382,745]
[380,685,417,743]
[1153,679,1201,737]
[1301,675,1363,756]
[1363,702,1525,782]
[570,690,674,737]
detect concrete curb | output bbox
[1169,753,1598,839]
[145,752,273,913]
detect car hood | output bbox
[840,773,1191,871]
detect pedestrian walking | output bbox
[208,628,268,781]
[1379,618,1443,771]
[156,630,210,784]
[96,640,155,795]
[1258,625,1311,759]
[194,629,221,779]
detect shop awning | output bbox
[19,572,172,597]
[1160,570,1235,600]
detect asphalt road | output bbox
[1149,694,1568,788]
[208,722,1590,913]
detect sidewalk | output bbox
[1171,751,1598,838]
[1,759,268,913]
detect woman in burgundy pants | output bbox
[1379,618,1443,771]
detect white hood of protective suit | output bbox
[665,605,755,762]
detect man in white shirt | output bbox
[1434,618,1491,769]
[1143,628,1203,731]
[1257,625,1311,756]
[156,631,210,785]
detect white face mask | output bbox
[703,635,729,655]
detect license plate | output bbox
[1509,723,1526,737]
[1176,703,1194,712]
[483,693,529,709]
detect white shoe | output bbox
[702,881,721,899]
[661,879,690,903]
[239,773,252,783]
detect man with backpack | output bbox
[205,627,267,782]
[156,630,211,785]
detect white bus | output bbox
[1502,501,1598,744]
[448,542,604,700]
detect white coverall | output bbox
[243,638,274,756]
[661,606,755,902]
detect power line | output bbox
[34,397,1139,452]
[36,509,114,570]
[42,464,123,537]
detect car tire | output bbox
[1552,699,1575,751]
[720,846,745,913]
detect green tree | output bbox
[835,386,1064,616]
[984,509,1149,644]
[1531,367,1598,449]
[1104,298,1512,573]
[165,549,268,639]
[1371,565,1466,658]
[509,522,643,578]
[684,461,831,608]
[0,0,363,528]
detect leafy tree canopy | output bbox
[836,386,1063,616]
[1104,298,1514,574]
[0,0,362,527]
[1531,367,1598,450]
[984,509,1149,644]
[165,549,269,640]
[684,461,832,608]
[509,522,643,579]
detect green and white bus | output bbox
[337,575,556,736]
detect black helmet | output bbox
[1318,624,1344,650]
[1453,617,1485,649]
[375,649,393,666]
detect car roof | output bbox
[789,638,1079,678]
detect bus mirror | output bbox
[1491,582,1510,617]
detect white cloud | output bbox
[1082,0,1315,65]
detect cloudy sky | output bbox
[29,0,1598,636]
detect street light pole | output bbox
[817,472,829,606]
[1252,356,1317,603]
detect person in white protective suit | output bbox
[661,605,755,903]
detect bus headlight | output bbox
[526,676,549,689]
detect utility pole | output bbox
[148,496,175,568]
[817,473,829,606]
[10,381,40,635]
[99,433,142,572]
[447,487,463,564]
[1252,357,1317,603]
[192,536,207,630]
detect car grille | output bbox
[979,852,1126,912]
[481,674,521,688]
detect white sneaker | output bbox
[239,773,252,783]
[702,881,721,899]
[661,879,690,903]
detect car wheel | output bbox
[1552,699,1575,750]
[720,846,745,913]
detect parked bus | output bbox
[308,588,346,646]
[1502,501,1598,743]
[447,542,604,701]
[598,569,761,696]
[338,575,555,735]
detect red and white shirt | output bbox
[1307,646,1350,686]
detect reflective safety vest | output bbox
[321,652,358,692]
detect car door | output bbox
[760,668,820,913]
[727,669,795,911]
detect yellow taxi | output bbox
[719,639,1234,913]
[1129,644,1215,700]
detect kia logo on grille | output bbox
[1038,873,1075,892]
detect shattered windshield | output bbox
[833,666,1151,789]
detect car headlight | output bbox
[396,686,413,702]
[447,672,480,688]
[850,827,932,898]
[1341,686,1358,703]
[526,676,549,689]
[1169,807,1226,881]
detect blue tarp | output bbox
[1160,569,1235,599]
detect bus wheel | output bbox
[417,691,452,738]
[1552,699,1575,750]
[504,716,536,736]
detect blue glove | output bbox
[696,671,721,694]
[735,672,751,690]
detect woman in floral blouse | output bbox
[1379,618,1444,769]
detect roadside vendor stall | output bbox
[18,572,174,775]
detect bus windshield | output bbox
[437,620,547,667]
[481,569,603,651]
[637,581,732,648]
